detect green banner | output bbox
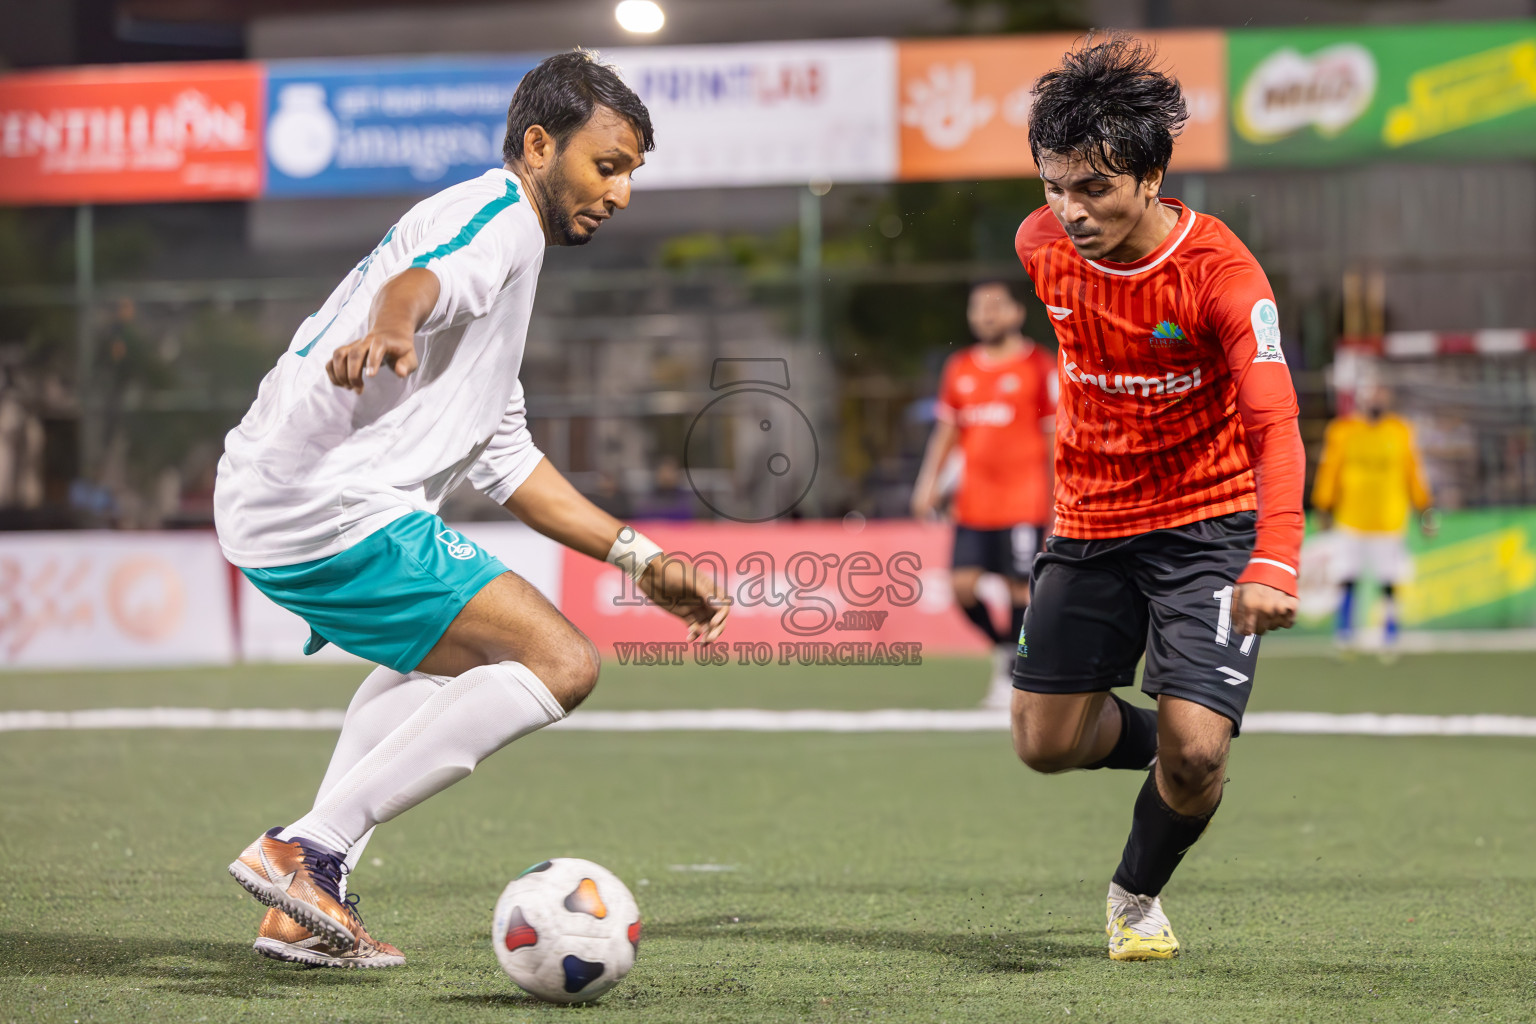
[1228,20,1536,167]
[1297,508,1536,633]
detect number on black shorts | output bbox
[1212,585,1256,655]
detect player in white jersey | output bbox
[220,52,727,969]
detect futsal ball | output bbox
[491,858,641,1003]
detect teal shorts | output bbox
[242,511,508,673]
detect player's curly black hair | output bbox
[503,50,654,163]
[1027,35,1188,183]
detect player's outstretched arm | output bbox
[911,418,959,519]
[326,267,441,393]
[502,460,729,642]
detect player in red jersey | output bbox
[912,281,1055,708]
[1010,38,1304,960]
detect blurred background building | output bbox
[1,0,1534,536]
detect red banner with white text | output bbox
[0,62,263,205]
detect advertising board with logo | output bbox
[0,62,263,205]
[263,57,540,197]
[1228,20,1536,166]
[896,31,1227,182]
[1297,509,1536,634]
[605,39,898,189]
[0,532,235,667]
[560,519,989,659]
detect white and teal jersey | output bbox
[215,168,547,568]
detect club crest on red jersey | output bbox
[1149,321,1189,347]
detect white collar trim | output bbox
[1085,207,1197,277]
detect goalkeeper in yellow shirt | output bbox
[1311,385,1435,649]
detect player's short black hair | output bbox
[503,50,655,164]
[1028,35,1188,183]
[969,278,1025,304]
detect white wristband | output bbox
[606,526,663,584]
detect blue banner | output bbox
[263,56,541,197]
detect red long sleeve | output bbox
[1233,366,1306,595]
[1207,272,1305,596]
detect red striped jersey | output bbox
[935,341,1056,528]
[1014,200,1305,596]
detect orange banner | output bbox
[0,62,263,205]
[897,31,1227,182]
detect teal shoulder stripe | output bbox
[410,179,521,269]
[296,223,399,359]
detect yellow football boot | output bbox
[1106,881,1180,960]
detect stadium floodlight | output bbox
[615,0,664,33]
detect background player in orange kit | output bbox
[1009,37,1305,960]
[911,281,1055,709]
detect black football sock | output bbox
[1085,693,1159,770]
[1111,770,1220,897]
[960,600,1002,645]
[1009,603,1028,648]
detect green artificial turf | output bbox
[1,654,1534,1023]
[4,650,1536,715]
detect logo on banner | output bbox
[1383,38,1536,148]
[1236,43,1378,143]
[262,62,535,195]
[107,557,186,643]
[901,63,996,150]
[267,84,340,178]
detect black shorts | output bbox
[952,524,1043,580]
[1012,511,1261,732]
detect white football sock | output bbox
[280,661,565,854]
[310,666,442,895]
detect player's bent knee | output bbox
[1011,732,1082,774]
[1160,747,1226,796]
[542,633,601,713]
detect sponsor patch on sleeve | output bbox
[1250,298,1285,364]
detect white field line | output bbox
[1,707,1535,737]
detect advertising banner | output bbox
[0,62,263,205]
[1298,509,1536,633]
[560,519,990,661]
[0,532,235,667]
[1228,20,1536,167]
[605,39,898,189]
[263,57,540,197]
[896,31,1227,182]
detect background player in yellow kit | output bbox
[1312,384,1435,651]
